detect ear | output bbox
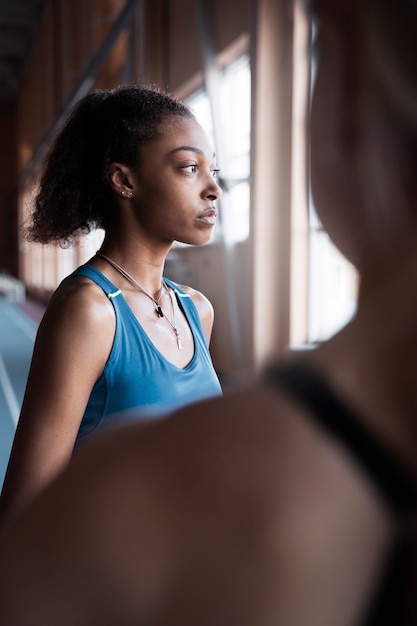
[107,162,134,196]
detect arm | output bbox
[0,276,115,525]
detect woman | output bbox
[0,0,416,624]
[0,85,222,523]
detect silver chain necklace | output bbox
[96,252,182,350]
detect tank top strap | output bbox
[265,360,417,516]
[70,264,122,300]
[164,278,200,323]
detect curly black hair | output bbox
[25,84,195,246]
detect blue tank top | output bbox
[71,264,222,445]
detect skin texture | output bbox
[0,116,222,525]
[0,388,394,626]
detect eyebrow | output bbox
[169,145,216,159]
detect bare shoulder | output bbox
[40,273,115,335]
[53,385,393,619]
[177,283,213,312]
[0,383,393,625]
[177,283,214,324]
[33,273,116,375]
[176,283,214,344]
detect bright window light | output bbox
[186,54,251,243]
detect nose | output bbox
[206,175,223,201]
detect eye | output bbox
[181,164,198,174]
[211,168,220,178]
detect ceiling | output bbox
[0,0,44,107]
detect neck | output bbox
[96,252,164,300]
[95,246,165,295]
[305,248,417,477]
[99,230,172,275]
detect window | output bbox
[308,206,358,342]
[185,54,251,244]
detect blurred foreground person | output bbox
[0,0,416,624]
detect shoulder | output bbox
[38,273,116,343]
[174,283,214,344]
[175,283,214,323]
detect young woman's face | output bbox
[130,116,222,246]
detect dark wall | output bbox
[0,106,18,276]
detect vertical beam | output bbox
[251,0,295,367]
[142,0,170,86]
[290,1,309,346]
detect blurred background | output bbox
[0,0,358,486]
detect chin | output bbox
[178,233,214,247]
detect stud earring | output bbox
[121,190,134,198]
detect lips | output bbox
[197,208,218,225]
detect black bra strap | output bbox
[265,361,417,515]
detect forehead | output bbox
[153,116,215,158]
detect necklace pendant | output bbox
[176,333,182,350]
[156,305,164,318]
